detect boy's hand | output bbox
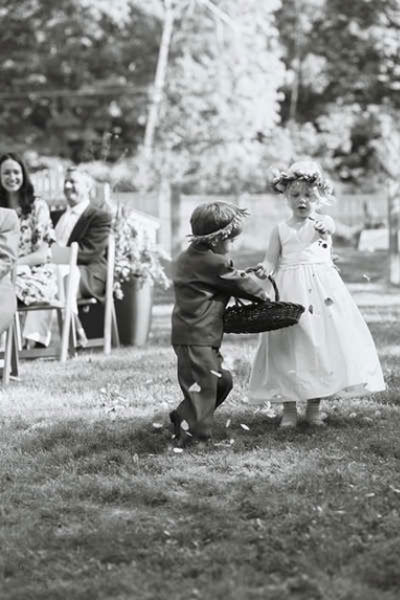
[246,264,268,279]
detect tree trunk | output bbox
[143,0,175,160]
[388,179,400,285]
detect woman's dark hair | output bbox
[0,152,35,215]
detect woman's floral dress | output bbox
[15,198,58,305]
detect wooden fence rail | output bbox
[31,170,389,256]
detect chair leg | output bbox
[11,319,20,378]
[2,321,13,385]
[60,307,73,363]
[2,314,19,384]
[15,312,22,351]
[56,308,63,339]
[111,303,120,348]
[69,315,77,357]
[104,303,112,356]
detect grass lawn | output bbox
[1,249,400,600]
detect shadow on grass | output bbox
[14,403,388,464]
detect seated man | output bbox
[0,207,19,335]
[23,167,112,347]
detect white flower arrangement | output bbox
[113,207,170,300]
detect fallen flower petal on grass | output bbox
[172,447,184,454]
[240,423,250,431]
[389,485,400,494]
[226,418,231,428]
[180,420,189,431]
[152,422,163,429]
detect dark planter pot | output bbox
[78,302,104,339]
[115,278,154,346]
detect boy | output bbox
[170,201,269,446]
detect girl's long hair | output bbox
[0,152,35,216]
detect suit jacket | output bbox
[0,207,19,334]
[51,205,112,300]
[171,244,266,347]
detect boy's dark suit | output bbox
[51,206,112,300]
[171,244,266,440]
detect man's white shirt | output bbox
[55,200,90,246]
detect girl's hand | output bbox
[246,263,268,279]
[313,220,329,239]
[259,291,270,301]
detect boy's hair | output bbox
[189,202,248,247]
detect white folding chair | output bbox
[77,233,119,355]
[16,242,79,364]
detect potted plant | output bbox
[112,206,170,346]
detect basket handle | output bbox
[267,275,279,302]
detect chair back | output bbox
[105,233,115,297]
[51,242,78,267]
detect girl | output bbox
[248,160,385,427]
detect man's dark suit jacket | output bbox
[171,244,266,347]
[51,205,112,300]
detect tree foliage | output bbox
[276,0,400,185]
[1,0,400,191]
[155,0,286,193]
[0,0,160,160]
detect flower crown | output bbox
[188,207,249,246]
[272,160,334,203]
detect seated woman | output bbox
[0,153,57,344]
[0,207,20,336]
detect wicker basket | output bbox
[223,275,305,334]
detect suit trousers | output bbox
[173,345,233,439]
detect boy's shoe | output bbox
[195,438,212,450]
[169,410,182,439]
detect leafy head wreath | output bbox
[272,160,335,204]
[188,205,250,246]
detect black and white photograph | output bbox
[0,1,399,598]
